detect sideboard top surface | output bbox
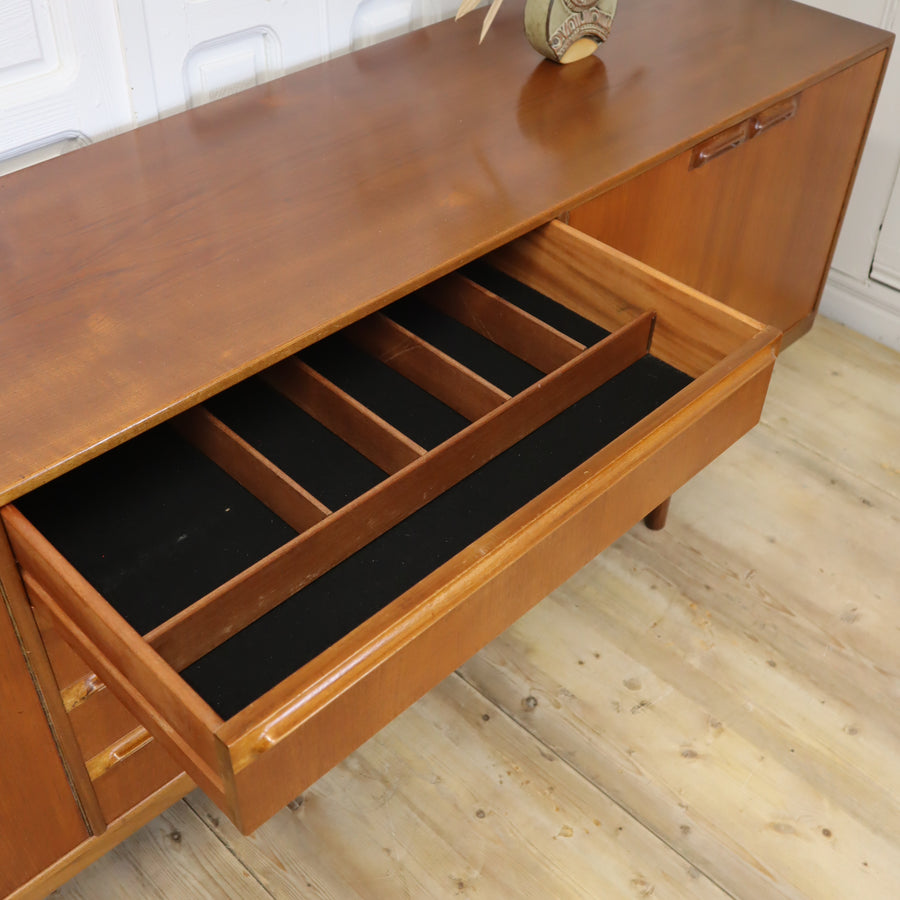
[0,0,890,505]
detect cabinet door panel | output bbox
[0,542,87,896]
[569,53,887,343]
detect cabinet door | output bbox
[569,53,887,343]
[0,555,88,896]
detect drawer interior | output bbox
[18,427,300,636]
[185,352,689,718]
[14,261,688,717]
[3,221,779,832]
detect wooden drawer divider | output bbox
[421,273,586,372]
[11,308,655,681]
[344,313,511,420]
[261,359,427,474]
[172,408,332,533]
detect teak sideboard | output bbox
[0,2,891,896]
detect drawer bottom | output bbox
[183,353,691,717]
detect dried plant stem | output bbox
[480,0,506,42]
[456,0,507,42]
[455,0,482,19]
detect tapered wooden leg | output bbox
[644,497,671,531]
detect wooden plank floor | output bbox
[52,318,900,900]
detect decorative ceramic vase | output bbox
[524,0,617,64]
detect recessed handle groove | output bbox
[172,407,331,534]
[690,120,752,170]
[751,96,798,136]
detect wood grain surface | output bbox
[48,317,900,900]
[1,1,894,893]
[46,801,267,900]
[0,530,88,895]
[0,0,889,505]
[2,208,775,838]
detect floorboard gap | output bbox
[451,669,739,900]
[182,795,278,899]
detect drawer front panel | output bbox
[31,597,189,825]
[221,360,774,832]
[90,732,184,824]
[2,223,779,833]
[35,606,139,760]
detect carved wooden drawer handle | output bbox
[690,95,799,170]
[751,96,799,135]
[690,120,752,170]
[85,726,153,780]
[61,671,105,713]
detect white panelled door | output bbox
[0,0,133,174]
[871,98,900,290]
[118,0,460,121]
[118,0,335,119]
[872,178,900,290]
[0,0,460,171]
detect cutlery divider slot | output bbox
[135,310,657,677]
[384,293,545,394]
[172,405,331,535]
[261,359,426,475]
[13,427,298,636]
[9,261,697,719]
[299,336,470,450]
[419,272,587,374]
[463,260,612,346]
[344,313,510,421]
[201,377,387,509]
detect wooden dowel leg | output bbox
[644,497,671,531]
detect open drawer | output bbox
[1,221,779,834]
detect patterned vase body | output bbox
[524,0,617,63]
